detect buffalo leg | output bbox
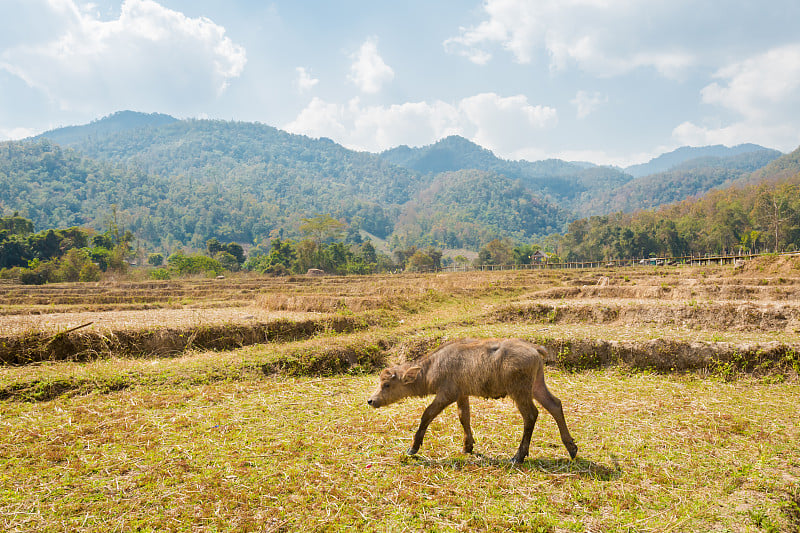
[408,394,453,455]
[457,396,475,453]
[533,379,578,459]
[511,396,539,464]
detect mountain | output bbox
[34,111,178,148]
[1,134,566,252]
[44,118,424,210]
[624,144,779,178]
[585,148,784,215]
[739,144,800,187]
[380,135,633,206]
[0,139,163,232]
[558,153,800,262]
[5,111,792,255]
[394,169,569,249]
[381,135,500,174]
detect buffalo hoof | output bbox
[510,454,525,465]
[406,447,419,456]
[566,441,578,460]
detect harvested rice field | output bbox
[1,256,799,531]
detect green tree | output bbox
[225,242,245,265]
[300,214,347,244]
[0,214,33,236]
[206,238,224,256]
[214,251,240,271]
[360,240,378,265]
[477,239,513,266]
[406,250,435,272]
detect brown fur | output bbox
[367,338,578,463]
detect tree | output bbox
[513,244,539,265]
[300,214,346,244]
[406,250,435,272]
[0,214,33,236]
[148,253,164,266]
[167,252,223,276]
[393,246,417,270]
[754,184,798,253]
[206,238,224,256]
[477,239,513,266]
[360,240,377,265]
[224,242,245,265]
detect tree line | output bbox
[555,177,800,261]
[4,169,800,283]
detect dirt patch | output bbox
[0,307,318,335]
[737,254,800,276]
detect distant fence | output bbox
[437,251,800,273]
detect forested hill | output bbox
[21,114,573,250]
[583,148,784,215]
[1,136,416,249]
[42,118,423,208]
[623,143,779,178]
[558,166,800,262]
[380,135,633,206]
[4,111,793,254]
[393,169,569,249]
[35,111,178,148]
[742,144,800,186]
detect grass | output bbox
[2,262,800,530]
[1,371,798,531]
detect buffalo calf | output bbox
[367,338,578,463]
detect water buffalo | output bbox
[367,338,578,463]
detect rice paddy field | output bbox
[1,256,799,531]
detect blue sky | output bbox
[2,0,800,166]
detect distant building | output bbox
[532,250,548,263]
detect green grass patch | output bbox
[1,371,798,531]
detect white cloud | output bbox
[458,93,557,154]
[0,126,38,141]
[0,0,246,115]
[284,92,557,157]
[295,67,319,92]
[571,90,607,119]
[673,44,800,151]
[347,37,394,94]
[444,0,695,77]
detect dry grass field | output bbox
[1,256,799,531]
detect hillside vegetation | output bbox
[559,148,800,261]
[0,111,794,258]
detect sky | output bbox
[2,0,800,167]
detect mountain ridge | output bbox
[2,111,793,253]
[624,143,779,177]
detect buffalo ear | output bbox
[380,369,394,381]
[402,366,422,384]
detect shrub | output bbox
[149,268,171,280]
[167,252,223,276]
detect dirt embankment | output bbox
[0,316,368,365]
[3,260,800,382]
[538,337,798,375]
[493,301,800,333]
